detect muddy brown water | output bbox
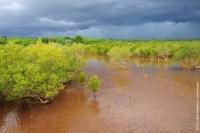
[0,56,200,133]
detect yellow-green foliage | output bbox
[87,75,101,98]
[0,40,86,102]
[174,43,200,69]
[78,72,87,86]
[71,43,85,56]
[108,47,131,62]
[107,46,131,69]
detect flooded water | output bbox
[0,56,200,133]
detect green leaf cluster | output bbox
[87,75,101,98]
[107,46,131,69]
[173,44,200,69]
[77,72,87,86]
[0,40,86,102]
[108,47,131,62]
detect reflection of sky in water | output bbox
[88,59,106,67]
[0,110,20,133]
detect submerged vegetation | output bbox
[0,35,200,103]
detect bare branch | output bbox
[30,95,50,104]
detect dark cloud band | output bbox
[0,0,200,37]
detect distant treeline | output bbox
[1,35,200,46]
[1,35,200,70]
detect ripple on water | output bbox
[0,110,21,133]
[0,56,199,133]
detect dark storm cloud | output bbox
[0,0,200,37]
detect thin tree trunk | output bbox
[81,84,83,90]
[179,61,192,69]
[165,56,167,62]
[0,89,6,100]
[30,95,50,104]
[118,62,126,70]
[123,62,126,69]
[142,67,148,78]
[0,92,3,100]
[113,61,127,70]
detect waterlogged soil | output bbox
[0,56,200,133]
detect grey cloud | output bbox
[81,22,200,39]
[0,0,200,37]
[34,22,200,39]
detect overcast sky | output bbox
[0,0,200,38]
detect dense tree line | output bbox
[1,35,200,70]
[83,39,200,70]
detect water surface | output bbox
[0,56,199,133]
